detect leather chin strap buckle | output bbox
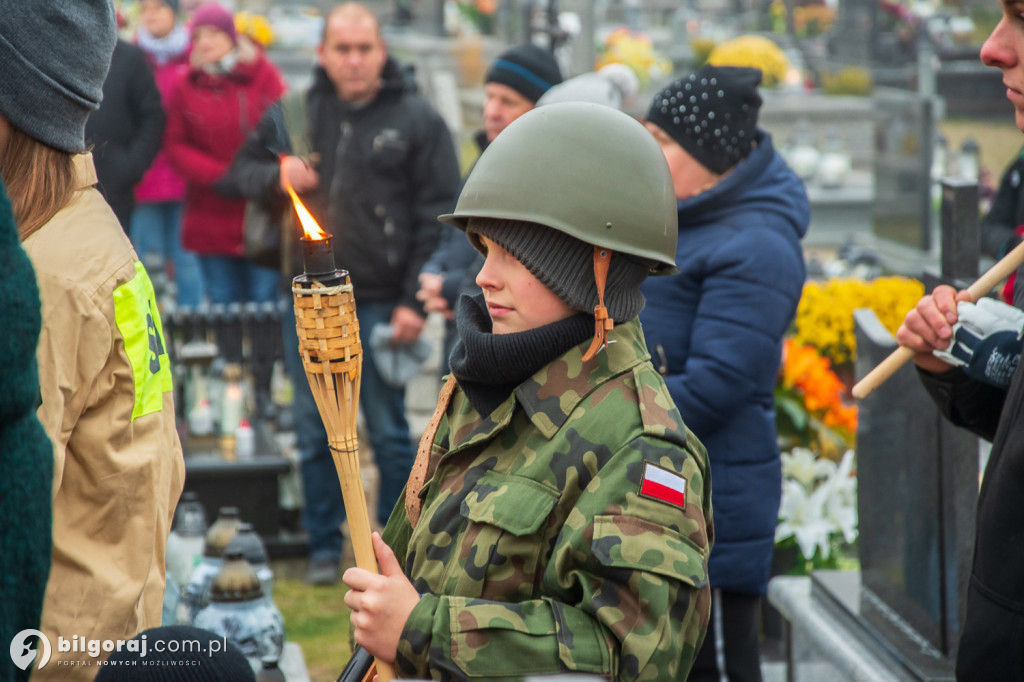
[582,247,614,362]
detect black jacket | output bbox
[919,304,1024,677]
[420,129,489,307]
[981,148,1024,260]
[233,58,460,310]
[84,39,165,229]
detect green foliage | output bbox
[774,536,858,575]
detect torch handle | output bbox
[332,444,396,682]
[852,240,1024,400]
[332,442,378,573]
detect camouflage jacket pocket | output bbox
[454,472,560,600]
[591,514,708,588]
[462,471,559,535]
[449,598,562,678]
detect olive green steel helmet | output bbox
[439,101,679,275]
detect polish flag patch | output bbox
[638,462,687,509]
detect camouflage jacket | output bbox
[382,318,713,681]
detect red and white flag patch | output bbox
[638,462,687,509]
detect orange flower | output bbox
[779,338,858,432]
[824,402,859,433]
[781,339,819,389]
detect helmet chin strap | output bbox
[582,246,614,362]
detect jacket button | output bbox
[375,205,386,217]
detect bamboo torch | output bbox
[285,177,395,682]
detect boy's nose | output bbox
[981,19,1017,69]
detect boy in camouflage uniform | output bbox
[342,102,713,681]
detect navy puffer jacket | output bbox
[639,130,809,595]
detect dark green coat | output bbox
[0,179,53,682]
[383,318,713,680]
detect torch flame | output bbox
[282,157,328,240]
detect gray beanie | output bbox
[467,218,649,321]
[0,1,117,152]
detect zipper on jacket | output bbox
[329,120,354,223]
[375,204,398,267]
[384,217,397,266]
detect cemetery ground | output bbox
[271,558,353,682]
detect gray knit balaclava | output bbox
[467,217,649,321]
[0,1,117,152]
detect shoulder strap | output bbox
[405,374,458,527]
[280,92,311,157]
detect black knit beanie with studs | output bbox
[485,43,563,104]
[646,65,763,174]
[466,217,649,321]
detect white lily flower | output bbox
[824,450,858,544]
[778,447,859,563]
[781,447,819,489]
[777,478,835,560]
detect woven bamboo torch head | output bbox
[292,234,362,386]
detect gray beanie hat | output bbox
[468,218,649,321]
[0,1,117,153]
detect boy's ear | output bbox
[465,225,486,255]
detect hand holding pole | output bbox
[852,240,1024,399]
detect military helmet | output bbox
[439,101,679,275]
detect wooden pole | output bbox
[852,240,1024,400]
[293,277,394,682]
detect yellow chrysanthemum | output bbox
[706,35,788,88]
[235,12,275,48]
[596,27,671,90]
[792,276,924,365]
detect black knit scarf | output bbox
[448,293,593,417]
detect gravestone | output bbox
[872,87,935,251]
[769,181,985,680]
[812,178,982,679]
[829,0,875,67]
[851,305,977,670]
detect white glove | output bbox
[933,298,1024,388]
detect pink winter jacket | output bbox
[164,39,285,255]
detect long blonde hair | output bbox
[0,126,77,241]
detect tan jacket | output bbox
[23,156,184,680]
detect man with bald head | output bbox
[234,2,460,585]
